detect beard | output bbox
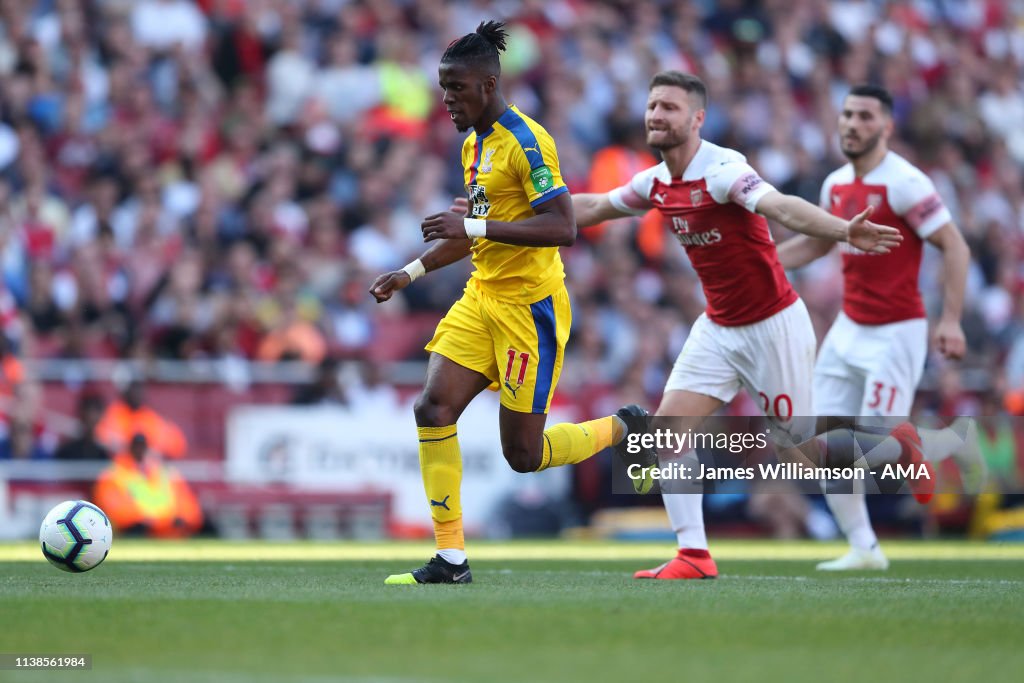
[842,131,883,160]
[647,128,689,150]
[643,112,692,150]
[646,115,692,150]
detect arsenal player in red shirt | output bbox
[778,85,978,571]
[572,71,903,580]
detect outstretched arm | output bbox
[571,192,637,228]
[452,192,637,232]
[755,191,902,254]
[776,234,836,269]
[421,192,576,247]
[926,222,969,359]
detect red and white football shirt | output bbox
[821,151,951,325]
[608,140,798,327]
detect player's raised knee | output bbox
[502,444,542,473]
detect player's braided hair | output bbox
[441,20,508,74]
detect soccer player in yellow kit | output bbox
[370,21,655,584]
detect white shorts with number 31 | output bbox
[813,311,927,419]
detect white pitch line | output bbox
[494,569,1023,586]
[706,574,1023,586]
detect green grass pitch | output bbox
[1,540,1022,683]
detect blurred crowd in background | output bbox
[0,0,1023,474]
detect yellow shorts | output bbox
[425,281,571,414]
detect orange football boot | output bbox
[634,549,717,579]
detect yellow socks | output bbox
[417,425,464,552]
[536,416,623,471]
[418,416,624,553]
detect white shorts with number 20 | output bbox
[665,299,817,445]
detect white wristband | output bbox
[401,259,426,282]
[464,218,487,238]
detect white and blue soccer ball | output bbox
[39,500,112,573]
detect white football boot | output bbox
[816,545,890,571]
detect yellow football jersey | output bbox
[461,105,569,303]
